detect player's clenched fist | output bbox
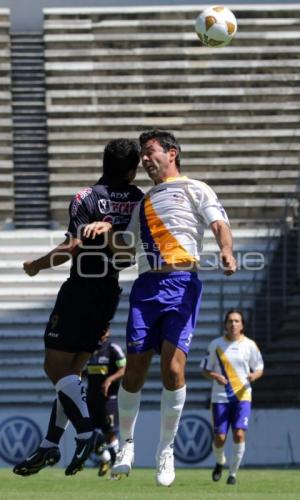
[23,261,39,276]
[221,249,237,276]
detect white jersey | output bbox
[123,176,229,274]
[203,335,264,403]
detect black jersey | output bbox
[86,340,126,397]
[67,177,143,279]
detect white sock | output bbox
[56,375,92,439]
[156,385,186,458]
[229,442,245,476]
[108,438,119,454]
[213,443,226,465]
[118,385,141,444]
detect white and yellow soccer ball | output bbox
[195,5,237,48]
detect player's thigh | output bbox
[44,349,90,384]
[161,274,203,355]
[160,340,186,389]
[123,350,153,391]
[71,351,92,374]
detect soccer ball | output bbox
[195,5,237,48]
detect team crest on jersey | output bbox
[71,188,92,216]
[172,192,185,204]
[98,198,110,214]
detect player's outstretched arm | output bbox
[210,220,237,276]
[23,235,80,276]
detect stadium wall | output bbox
[0,408,299,467]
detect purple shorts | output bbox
[126,271,203,354]
[212,401,251,434]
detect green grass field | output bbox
[0,468,299,500]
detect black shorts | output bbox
[44,276,121,353]
[87,392,119,435]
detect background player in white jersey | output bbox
[83,129,237,487]
[202,309,264,485]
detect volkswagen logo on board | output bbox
[0,416,42,465]
[174,414,213,464]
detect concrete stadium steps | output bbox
[0,227,280,407]
[0,9,14,227]
[43,5,300,225]
[10,32,50,229]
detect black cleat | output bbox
[65,436,94,476]
[98,460,111,477]
[13,447,61,476]
[227,475,236,485]
[212,463,223,482]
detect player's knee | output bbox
[233,430,245,443]
[122,371,143,392]
[162,365,185,390]
[214,434,226,447]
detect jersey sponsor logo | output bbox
[110,192,130,199]
[71,187,93,216]
[87,365,108,375]
[98,199,138,216]
[47,332,59,338]
[174,414,213,464]
[0,417,42,465]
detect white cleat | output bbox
[156,451,175,487]
[111,442,134,477]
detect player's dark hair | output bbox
[224,309,245,333]
[139,129,181,170]
[102,139,140,179]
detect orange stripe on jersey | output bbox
[144,195,196,264]
[217,347,251,402]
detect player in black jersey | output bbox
[84,328,126,476]
[13,139,143,477]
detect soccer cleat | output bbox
[111,441,134,477]
[13,446,61,476]
[98,459,111,477]
[212,463,223,481]
[65,436,94,476]
[227,475,237,485]
[156,451,175,487]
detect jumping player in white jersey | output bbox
[202,309,264,485]
[83,129,237,487]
